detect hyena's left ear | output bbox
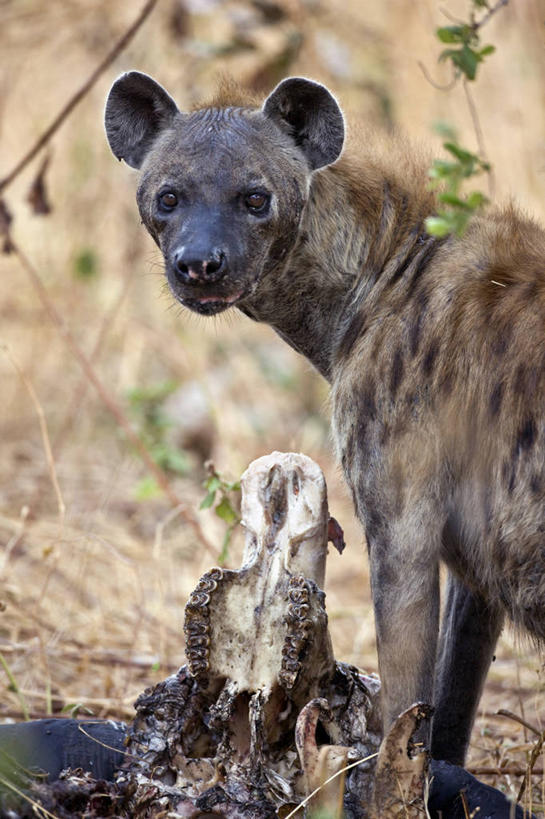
[104,71,179,169]
[263,77,344,170]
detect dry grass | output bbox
[0,0,544,814]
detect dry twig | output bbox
[517,727,545,803]
[0,0,159,194]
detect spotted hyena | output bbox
[105,72,544,764]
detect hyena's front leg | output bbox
[432,573,503,765]
[366,504,442,739]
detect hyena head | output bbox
[104,72,344,316]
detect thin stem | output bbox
[473,0,509,33]
[417,60,457,92]
[0,652,30,721]
[283,752,379,818]
[517,727,545,803]
[3,345,65,525]
[463,79,495,198]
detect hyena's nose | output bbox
[173,248,226,285]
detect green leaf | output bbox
[73,248,98,280]
[436,25,466,43]
[428,159,459,180]
[479,44,495,57]
[425,216,453,237]
[432,121,458,141]
[438,192,471,209]
[217,527,233,566]
[215,496,238,525]
[443,142,476,164]
[466,190,488,209]
[452,45,480,80]
[127,380,177,407]
[200,489,217,510]
[157,446,189,476]
[135,476,161,500]
[204,475,221,493]
[438,47,459,63]
[450,210,471,236]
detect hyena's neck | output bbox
[242,156,437,381]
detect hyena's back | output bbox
[332,203,545,641]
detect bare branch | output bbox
[496,708,542,737]
[417,60,457,92]
[468,766,543,777]
[0,0,159,194]
[473,0,509,33]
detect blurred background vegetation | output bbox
[0,0,544,811]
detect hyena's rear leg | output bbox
[431,573,504,765]
[366,507,442,740]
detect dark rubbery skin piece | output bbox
[0,720,534,818]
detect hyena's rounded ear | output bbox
[263,77,344,170]
[104,72,179,169]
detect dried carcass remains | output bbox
[120,452,429,818]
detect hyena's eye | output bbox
[245,191,270,215]
[158,191,178,210]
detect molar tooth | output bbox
[187,591,210,607]
[188,635,210,648]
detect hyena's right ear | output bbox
[263,77,344,170]
[104,72,179,169]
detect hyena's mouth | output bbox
[179,288,245,316]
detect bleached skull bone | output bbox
[185,451,333,695]
[240,451,330,588]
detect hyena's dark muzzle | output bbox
[162,211,246,316]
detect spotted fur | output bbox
[105,72,544,765]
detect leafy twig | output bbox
[425,1,508,237]
[200,463,241,564]
[471,0,509,32]
[426,124,490,237]
[0,0,159,194]
[436,0,507,82]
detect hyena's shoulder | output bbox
[331,202,545,493]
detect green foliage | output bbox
[134,475,161,501]
[127,381,190,496]
[426,1,507,238]
[200,466,241,564]
[436,0,499,82]
[426,127,490,237]
[437,24,495,81]
[73,247,99,280]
